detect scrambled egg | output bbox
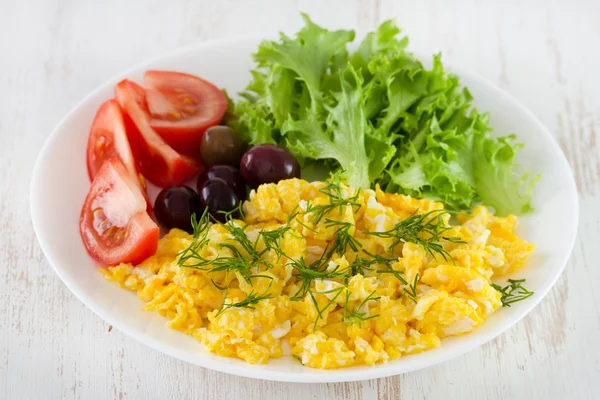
[102,179,534,369]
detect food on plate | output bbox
[115,79,199,187]
[154,186,201,233]
[102,178,535,368]
[199,125,246,167]
[80,158,159,265]
[229,15,540,216]
[197,165,246,200]
[77,16,538,370]
[80,70,228,265]
[198,177,241,222]
[240,144,301,188]
[144,70,228,153]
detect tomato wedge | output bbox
[86,98,152,210]
[86,99,137,181]
[80,158,159,265]
[144,70,227,152]
[115,79,199,187]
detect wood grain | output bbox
[1,0,599,399]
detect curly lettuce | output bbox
[228,14,539,215]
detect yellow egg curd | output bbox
[102,178,534,369]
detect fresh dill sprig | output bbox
[247,274,275,283]
[215,290,274,316]
[210,278,228,291]
[215,278,274,317]
[345,253,387,277]
[289,253,352,301]
[217,201,246,222]
[258,225,293,259]
[295,218,319,233]
[348,256,375,276]
[356,251,419,303]
[342,289,380,325]
[324,218,362,257]
[308,286,345,330]
[365,209,465,263]
[177,209,212,269]
[179,224,259,279]
[304,178,362,226]
[377,263,419,303]
[403,273,419,303]
[292,354,303,364]
[209,255,255,279]
[177,206,263,280]
[491,279,534,307]
[190,208,212,239]
[218,218,264,265]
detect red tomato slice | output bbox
[86,99,152,210]
[114,79,199,187]
[80,158,159,265]
[86,99,137,181]
[144,70,227,152]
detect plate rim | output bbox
[30,35,579,383]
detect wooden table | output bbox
[2,0,598,398]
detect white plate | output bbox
[31,36,578,383]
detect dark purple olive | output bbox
[197,165,246,201]
[199,125,245,167]
[154,186,200,233]
[199,178,240,222]
[240,144,300,188]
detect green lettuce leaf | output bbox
[266,66,297,128]
[228,15,539,215]
[283,67,372,189]
[232,101,277,145]
[255,13,354,108]
[351,19,408,78]
[472,134,540,215]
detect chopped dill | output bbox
[402,273,419,303]
[218,219,264,265]
[355,251,419,303]
[289,253,351,301]
[215,291,274,316]
[217,201,246,222]
[292,354,303,364]
[365,209,465,263]
[215,279,274,316]
[308,286,345,330]
[177,207,262,280]
[210,278,228,291]
[324,218,362,257]
[491,279,534,307]
[177,209,213,269]
[258,225,293,259]
[191,208,212,239]
[304,178,362,226]
[173,177,507,330]
[348,256,375,276]
[342,289,380,325]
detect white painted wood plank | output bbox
[0,0,598,399]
